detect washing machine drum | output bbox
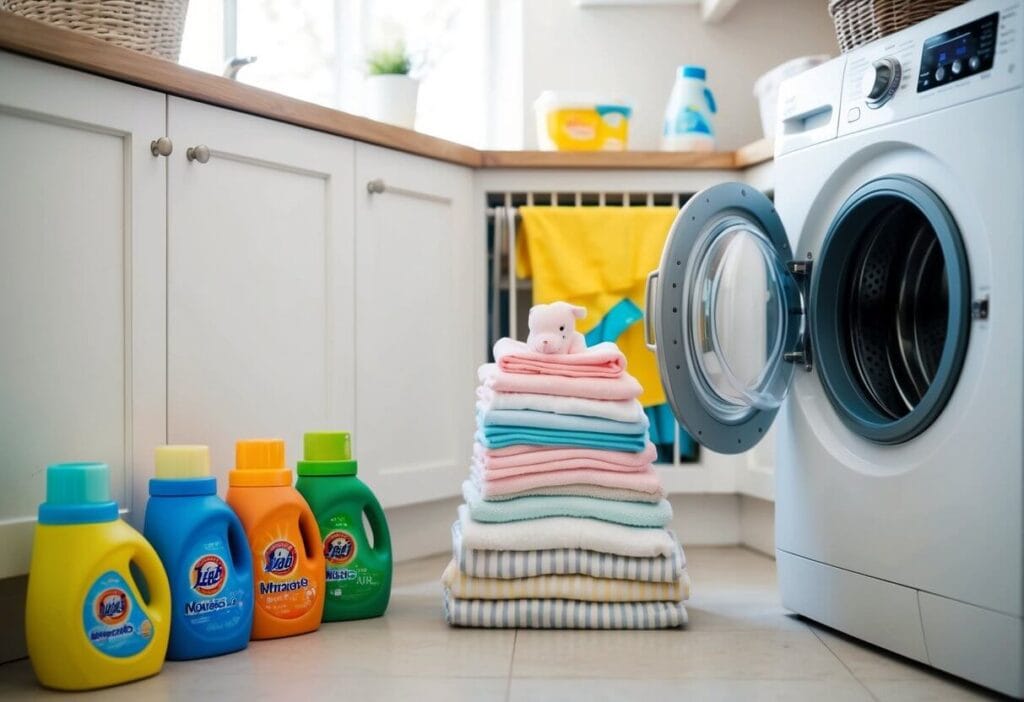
[646,178,971,454]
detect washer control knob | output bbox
[969,55,981,70]
[952,58,963,75]
[862,57,902,107]
[935,65,947,82]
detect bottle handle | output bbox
[363,497,392,556]
[298,509,323,563]
[130,541,171,624]
[226,511,253,576]
[704,87,717,115]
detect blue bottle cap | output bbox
[679,65,707,80]
[38,462,119,525]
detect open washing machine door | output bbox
[644,182,806,455]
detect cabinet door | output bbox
[354,143,477,506]
[0,52,166,575]
[166,98,354,480]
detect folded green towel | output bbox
[475,427,647,452]
[463,481,672,528]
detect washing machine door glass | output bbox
[647,182,804,454]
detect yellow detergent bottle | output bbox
[26,462,171,690]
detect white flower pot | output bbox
[364,74,419,129]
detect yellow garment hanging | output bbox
[517,206,679,407]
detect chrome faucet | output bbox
[223,56,257,79]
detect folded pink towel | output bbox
[472,463,664,498]
[479,364,642,402]
[494,338,626,378]
[475,442,657,472]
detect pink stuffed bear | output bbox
[527,302,588,354]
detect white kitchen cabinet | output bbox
[166,97,355,484]
[354,143,478,506]
[0,52,167,576]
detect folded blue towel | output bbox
[475,427,647,452]
[463,481,672,527]
[477,408,648,435]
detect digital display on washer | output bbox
[917,12,998,92]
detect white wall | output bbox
[519,0,839,150]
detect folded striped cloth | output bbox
[451,520,686,582]
[476,407,649,434]
[442,560,690,602]
[443,590,688,629]
[456,504,678,558]
[463,481,672,528]
[475,428,646,453]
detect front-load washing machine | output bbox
[645,0,1023,695]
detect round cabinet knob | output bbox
[150,137,173,157]
[186,144,211,164]
[861,57,902,108]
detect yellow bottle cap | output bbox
[154,445,210,479]
[229,439,291,487]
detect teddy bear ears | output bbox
[550,301,587,319]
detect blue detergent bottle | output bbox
[143,445,253,660]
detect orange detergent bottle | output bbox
[225,439,325,639]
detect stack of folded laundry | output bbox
[442,304,689,629]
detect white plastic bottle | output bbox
[662,65,717,152]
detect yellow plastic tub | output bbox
[534,92,633,151]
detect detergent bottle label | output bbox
[256,536,316,618]
[321,513,380,604]
[182,536,247,637]
[82,571,154,658]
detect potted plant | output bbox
[364,43,419,129]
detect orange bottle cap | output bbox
[229,438,292,487]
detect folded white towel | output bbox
[476,385,646,424]
[457,504,677,558]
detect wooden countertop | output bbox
[0,11,773,171]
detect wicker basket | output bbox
[0,0,190,61]
[829,0,967,52]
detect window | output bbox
[179,0,507,147]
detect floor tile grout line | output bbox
[505,629,518,702]
[809,625,880,702]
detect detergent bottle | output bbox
[26,462,170,690]
[225,439,325,639]
[295,432,392,621]
[144,445,253,660]
[662,65,718,151]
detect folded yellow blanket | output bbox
[441,560,690,603]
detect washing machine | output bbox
[645,0,1023,695]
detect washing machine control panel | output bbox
[834,0,1021,138]
[917,12,999,92]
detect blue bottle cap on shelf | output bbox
[38,462,119,525]
[679,65,707,80]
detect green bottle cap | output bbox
[297,431,357,477]
[47,462,112,504]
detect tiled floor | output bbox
[0,547,1000,700]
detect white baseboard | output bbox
[740,494,775,557]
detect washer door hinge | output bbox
[785,256,813,371]
[971,295,989,320]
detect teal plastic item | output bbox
[295,432,392,622]
[38,463,119,525]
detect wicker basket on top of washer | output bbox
[828,0,969,52]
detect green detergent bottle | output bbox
[295,432,392,621]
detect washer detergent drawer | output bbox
[777,549,929,663]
